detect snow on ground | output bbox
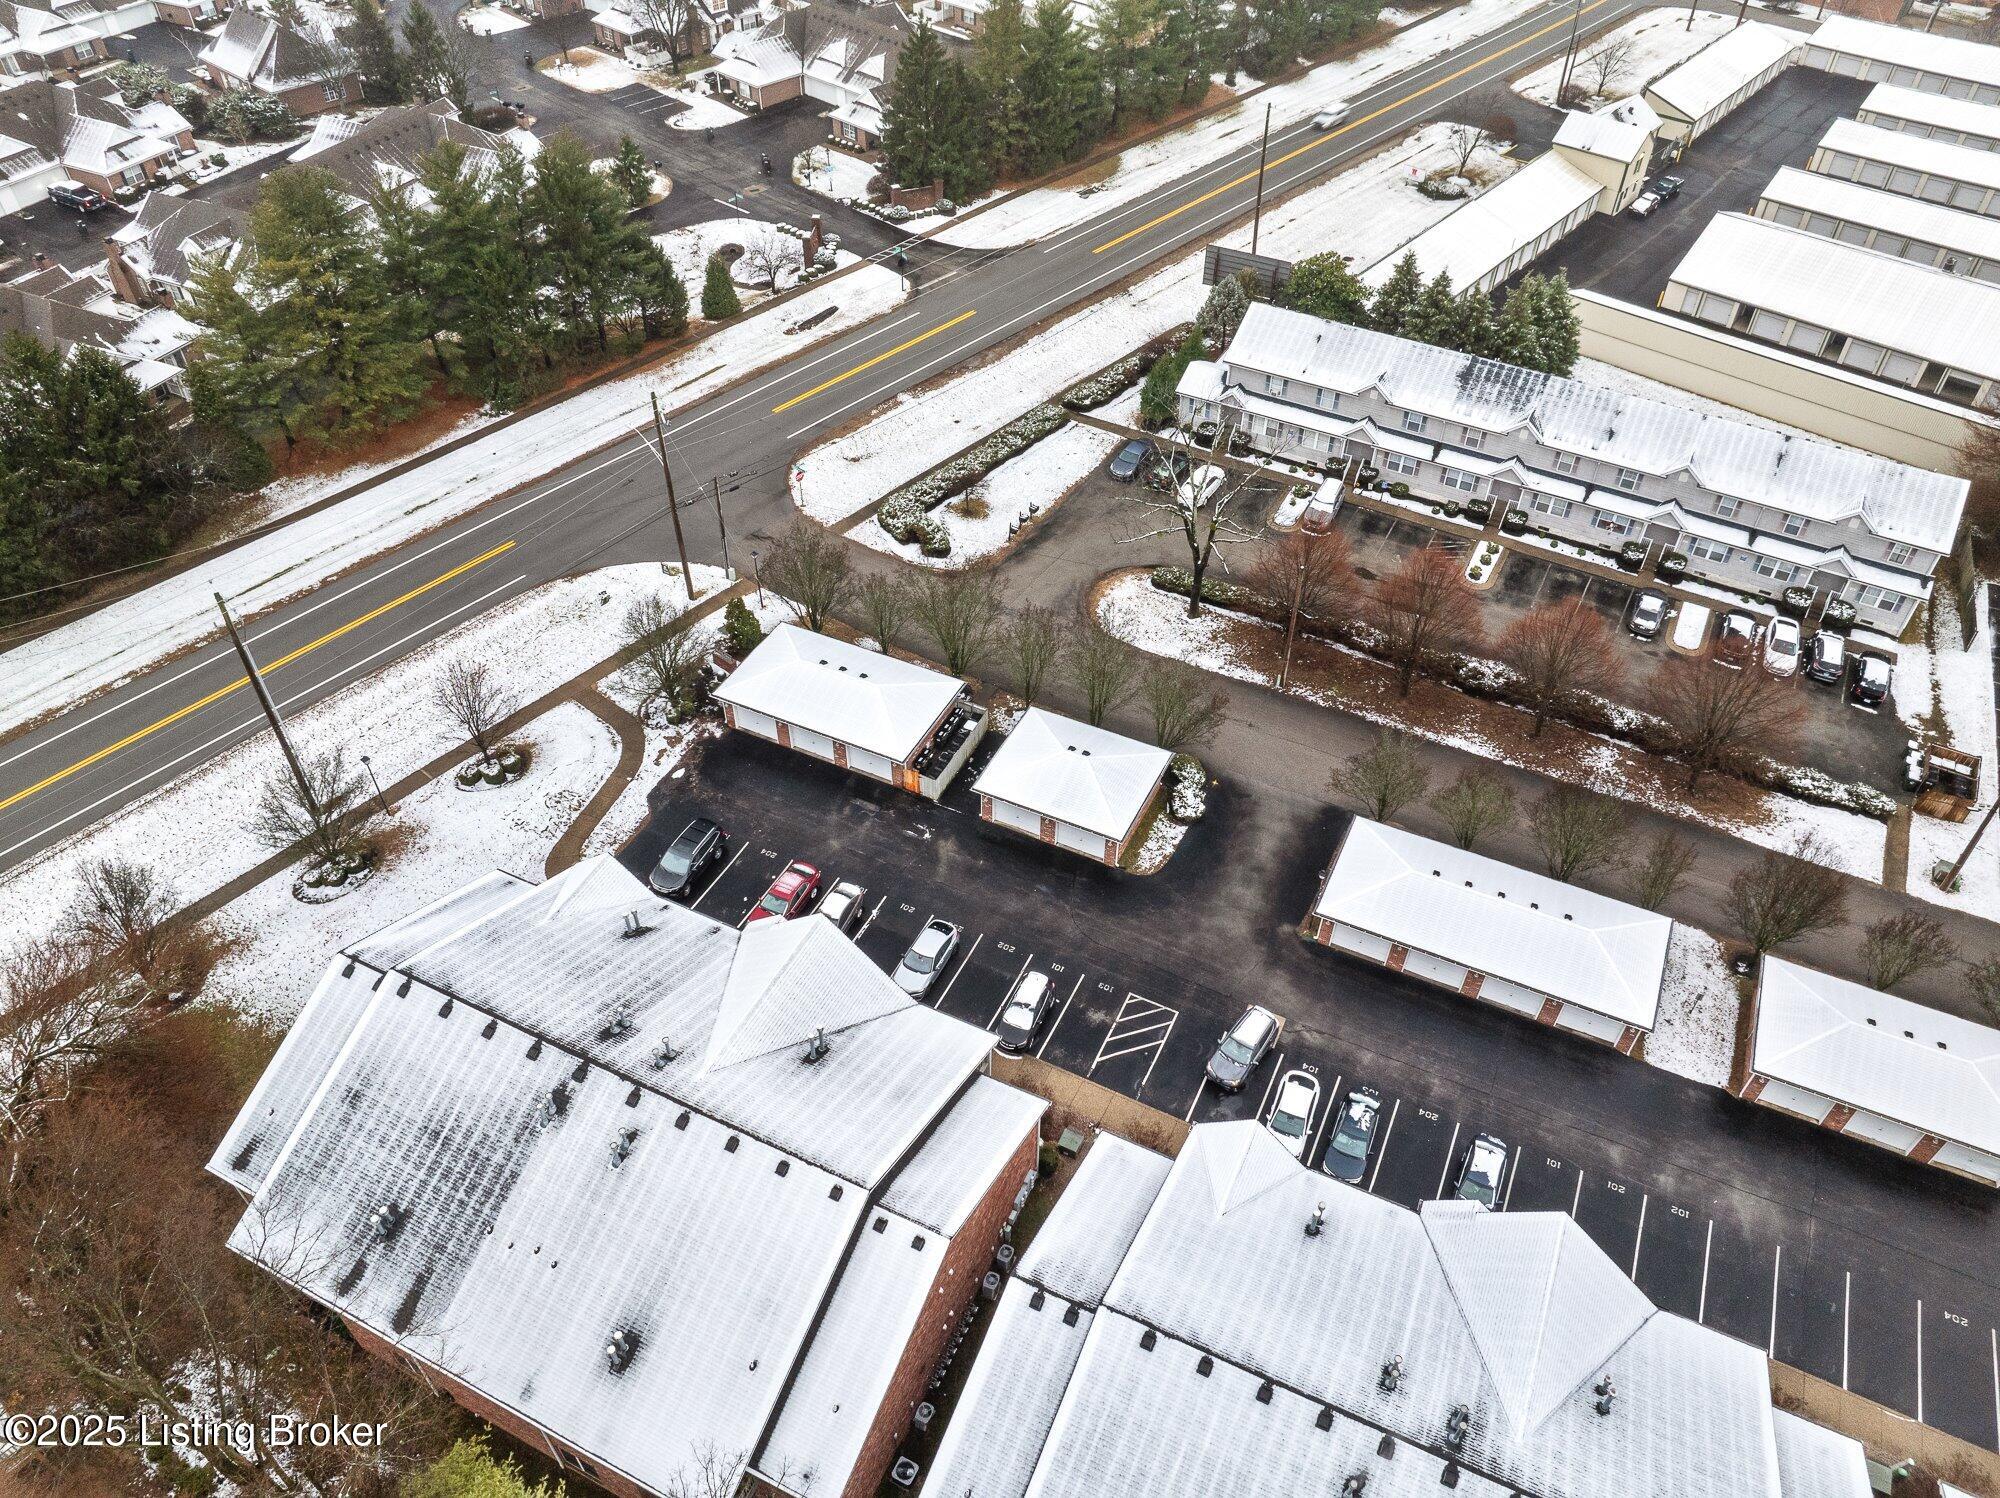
[855,422,1122,569]
[1906,585,2000,921]
[931,0,1545,249]
[665,77,749,130]
[4,266,903,740]
[654,217,857,315]
[0,563,728,975]
[187,133,301,184]
[796,122,1508,528]
[204,702,618,1017]
[458,2,529,32]
[1128,809,1190,873]
[542,47,644,92]
[1093,571,1889,877]
[1512,8,1732,108]
[794,145,880,203]
[1646,925,1742,1089]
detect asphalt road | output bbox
[0,0,1660,869]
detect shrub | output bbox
[1061,341,1171,411]
[878,404,1067,516]
[1465,495,1492,522]
[1150,564,1250,609]
[1618,540,1647,570]
[1500,510,1528,534]
[1169,756,1208,821]
[1386,480,1411,499]
[916,515,951,556]
[723,596,763,657]
[879,494,924,542]
[1821,597,1856,628]
[206,88,298,143]
[1779,586,1815,617]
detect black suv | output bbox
[48,181,108,212]
[648,817,726,898]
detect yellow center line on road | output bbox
[1090,0,1617,256]
[0,540,518,817]
[771,309,978,414]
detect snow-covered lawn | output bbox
[932,0,1545,248]
[457,2,529,32]
[664,77,749,130]
[1127,808,1191,874]
[796,121,1507,529]
[541,47,643,92]
[654,218,856,314]
[1512,8,1733,108]
[855,422,1122,568]
[204,702,619,1018]
[1646,926,1743,1089]
[1905,586,2000,922]
[794,145,880,203]
[186,133,301,184]
[0,563,728,975]
[4,268,904,740]
[1094,571,1889,878]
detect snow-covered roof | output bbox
[1669,212,2000,386]
[1772,1409,1870,1496]
[716,622,962,763]
[215,856,1040,1498]
[1016,1132,1172,1307]
[1644,20,1798,124]
[1760,163,2000,266]
[200,7,351,90]
[712,25,800,86]
[1817,115,2000,193]
[1314,817,1672,1029]
[1362,151,1603,291]
[973,707,1171,843]
[1807,13,2000,89]
[1553,98,1656,162]
[1753,956,2000,1154]
[933,1120,1863,1498]
[592,4,646,33]
[1858,80,2000,144]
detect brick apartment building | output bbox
[210,856,1045,1498]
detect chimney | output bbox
[103,233,148,305]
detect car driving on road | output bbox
[1453,1133,1509,1208]
[817,879,869,935]
[893,917,962,998]
[1321,1087,1382,1184]
[1205,1004,1281,1092]
[995,970,1053,1054]
[1266,1071,1320,1160]
[647,817,727,899]
[746,860,820,924]
[1312,102,1351,129]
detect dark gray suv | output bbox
[648,817,726,898]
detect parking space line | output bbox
[1990,1327,1997,1439]
[1698,1219,1714,1324]
[987,952,1035,1028]
[1251,1052,1287,1121]
[1500,1148,1521,1211]
[1769,1245,1783,1358]
[691,842,748,910]
[1183,1079,1208,1121]
[1629,1195,1648,1279]
[933,932,982,1008]
[1433,1120,1461,1201]
[1096,1037,1171,1064]
[1917,1299,1925,1425]
[1102,1017,1173,1045]
[1038,972,1086,1059]
[1367,1098,1400,1193]
[1137,1019,1176,1095]
[1569,1171,1584,1218]
[855,893,888,940]
[1842,1272,1851,1389]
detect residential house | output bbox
[209,856,1047,1498]
[0,76,193,205]
[152,0,225,29]
[199,6,360,115]
[103,188,240,303]
[590,0,760,58]
[709,0,906,149]
[0,257,198,397]
[287,95,539,203]
[0,0,155,79]
[1179,303,1968,630]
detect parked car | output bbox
[1628,591,1668,640]
[995,970,1054,1054]
[1714,610,1758,669]
[1652,174,1685,201]
[48,180,108,212]
[1453,1133,1509,1208]
[1206,1004,1282,1092]
[1145,448,1193,492]
[1321,1086,1382,1184]
[893,917,962,998]
[1108,438,1151,482]
[1805,630,1846,685]
[1312,101,1351,129]
[1850,653,1892,711]
[1266,1071,1320,1160]
[1178,464,1225,508]
[1300,489,1341,534]
[817,879,869,935]
[1628,190,1665,219]
[746,860,820,924]
[647,817,727,899]
[1762,617,1801,677]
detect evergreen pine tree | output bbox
[701,252,741,320]
[971,0,1032,179]
[1406,269,1459,348]
[1367,252,1424,337]
[1140,329,1204,426]
[1528,272,1580,374]
[611,135,652,210]
[1455,285,1498,359]
[622,234,688,340]
[1494,285,1544,369]
[1019,0,1102,171]
[402,2,469,110]
[1195,274,1250,352]
[881,19,988,200]
[1093,0,1168,133]
[342,0,409,104]
[528,133,632,348]
[1279,251,1369,324]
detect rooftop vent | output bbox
[1594,1376,1616,1416]
[599,1004,636,1040]
[605,1327,641,1375]
[775,1159,790,1177]
[481,1019,497,1040]
[620,911,652,939]
[800,1027,831,1065]
[1444,1405,1470,1453]
[368,1203,406,1246]
[541,1082,572,1125]
[1439,1463,1460,1489]
[437,998,453,1018]
[1140,1328,1157,1352]
[1342,1475,1367,1496]
[1315,1407,1334,1432]
[1030,1289,1047,1311]
[1378,1355,1403,1393]
[397,976,412,997]
[1255,1381,1274,1405]
[1305,1201,1327,1238]
[625,1086,641,1107]
[609,1127,639,1169]
[651,1038,681,1069]
[1062,1303,1080,1327]
[1376,1434,1395,1459]
[1196,1355,1214,1378]
[674,1109,690,1130]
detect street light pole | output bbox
[360,754,390,815]
[1939,794,2000,891]
[214,592,319,820]
[1250,102,1273,254]
[650,391,700,601]
[750,548,765,607]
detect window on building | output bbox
[1529,492,1571,518]
[1383,450,1420,476]
[1886,541,1916,565]
[1462,427,1484,450]
[1593,513,1630,536]
[1940,372,1984,404]
[1442,467,1479,493]
[1690,537,1732,563]
[1401,410,1427,433]
[322,80,345,103]
[1265,374,1288,397]
[1615,467,1642,492]
[1781,513,1809,537]
[1752,554,1797,582]
[1856,583,1896,610]
[1552,451,1579,474]
[1714,495,1740,518]
[1315,387,1337,411]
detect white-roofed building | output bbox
[1857,80,2000,153]
[972,708,1170,866]
[1550,95,1659,214]
[1741,956,2000,1185]
[1802,14,2000,105]
[1362,149,1605,294]
[1663,211,2000,411]
[211,855,1045,1498]
[709,0,906,149]
[1809,116,2000,217]
[716,623,983,797]
[1308,817,1672,1052]
[1756,164,2000,284]
[924,1121,1870,1498]
[199,8,363,116]
[1643,20,1799,143]
[1180,303,1967,632]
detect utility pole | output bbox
[651,391,700,601]
[1556,0,1586,103]
[1685,0,1696,30]
[711,475,733,581]
[215,592,319,819]
[1940,795,2000,891]
[1250,102,1273,254]
[1278,560,1307,691]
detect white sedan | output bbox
[1266,1070,1320,1161]
[1763,617,1802,678]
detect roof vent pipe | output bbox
[1378,1355,1403,1393]
[1594,1377,1616,1416]
[1305,1201,1326,1238]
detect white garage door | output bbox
[846,745,893,782]
[1055,820,1109,860]
[1328,923,1392,963]
[1553,1003,1625,1046]
[1755,1078,1835,1125]
[1402,950,1469,991]
[991,798,1041,835]
[1931,1141,2000,1185]
[732,706,779,741]
[1844,1110,1923,1154]
[1480,975,1545,1019]
[790,725,837,761]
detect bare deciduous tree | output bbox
[1499,599,1623,737]
[622,596,707,721]
[67,858,180,989]
[1005,604,1070,707]
[1630,830,1697,912]
[1861,912,1959,992]
[910,571,1004,677]
[1124,421,1257,618]
[1643,652,1805,790]
[762,520,853,633]
[1140,657,1229,752]
[1242,526,1356,631]
[0,942,143,1185]
[1444,119,1494,177]
[1366,544,1482,697]
[249,746,365,867]
[1430,766,1515,851]
[628,0,698,64]
[734,225,806,286]
[856,572,911,654]
[1332,731,1431,822]
[1576,32,1638,97]
[1527,785,1631,883]
[1966,955,2000,1027]
[1068,624,1140,726]
[434,657,517,762]
[1728,832,1850,956]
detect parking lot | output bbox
[616,725,2000,1451]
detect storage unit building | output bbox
[1741,956,2000,1185]
[1360,149,1604,294]
[1756,164,2000,283]
[1308,817,1672,1053]
[1644,20,1799,144]
[972,708,1171,866]
[1809,117,2000,217]
[1801,15,2000,104]
[1856,81,2000,153]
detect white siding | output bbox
[1554,1003,1626,1046]
[1755,1078,1837,1124]
[1055,821,1111,861]
[733,706,780,740]
[790,724,837,761]
[990,797,1042,835]
[1931,1140,2000,1184]
[1844,1110,1924,1153]
[845,745,894,782]
[1328,923,1393,963]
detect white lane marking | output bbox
[1842,1271,1852,1390]
[1251,1050,1287,1121]
[1570,1170,1585,1218]
[988,951,1036,1029]
[1500,1146,1522,1211]
[691,841,749,911]
[1768,1244,1783,1358]
[1136,1014,1177,1097]
[1917,1299,1925,1425]
[1434,1120,1462,1201]
[1989,1326,1998,1442]
[1100,1016,1174,1045]
[1698,1218,1715,1325]
[933,931,982,1008]
[1366,1097,1400,1194]
[854,891,889,939]
[1629,1194,1648,1280]
[1038,970,1086,1059]
[1308,1073,1344,1171]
